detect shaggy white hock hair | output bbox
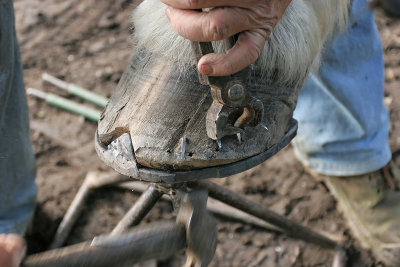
[132,0,350,87]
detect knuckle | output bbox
[186,0,200,8]
[263,22,275,35]
[227,63,237,75]
[169,19,188,38]
[206,18,228,41]
[247,41,263,63]
[220,60,238,76]
[251,5,279,32]
[176,25,190,38]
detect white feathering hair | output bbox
[132,0,350,87]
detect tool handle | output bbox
[23,222,186,267]
[68,84,109,108]
[46,93,101,122]
[42,73,109,108]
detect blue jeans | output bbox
[293,0,392,176]
[0,0,37,235]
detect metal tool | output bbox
[191,40,264,146]
[23,179,346,267]
[22,121,346,267]
[176,190,217,267]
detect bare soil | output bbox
[12,1,400,266]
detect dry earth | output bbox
[11,1,400,266]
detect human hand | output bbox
[0,234,26,267]
[161,0,292,76]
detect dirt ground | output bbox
[12,1,400,266]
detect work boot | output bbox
[311,163,400,266]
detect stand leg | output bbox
[23,222,186,267]
[176,189,217,267]
[110,185,163,236]
[193,180,341,250]
[119,181,281,232]
[50,171,131,249]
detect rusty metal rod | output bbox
[192,180,342,250]
[118,182,344,244]
[22,222,186,267]
[110,185,163,236]
[50,172,131,249]
[332,248,347,267]
[117,182,281,232]
[206,199,281,233]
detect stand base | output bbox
[23,179,346,267]
[22,119,347,267]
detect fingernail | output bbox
[200,64,213,75]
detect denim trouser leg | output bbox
[0,0,37,235]
[293,0,392,176]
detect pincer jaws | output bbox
[191,40,265,144]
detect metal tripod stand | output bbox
[22,120,347,267]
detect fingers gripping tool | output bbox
[191,39,265,149]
